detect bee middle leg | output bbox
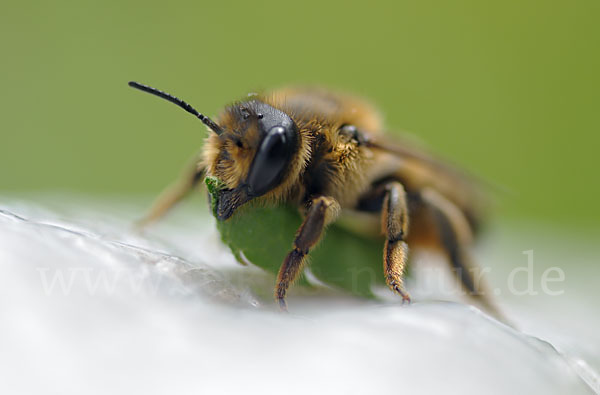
[381,182,412,302]
[275,196,340,311]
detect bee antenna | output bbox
[128,81,223,135]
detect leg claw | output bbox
[277,298,289,313]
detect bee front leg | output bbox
[275,196,340,311]
[382,182,412,303]
[137,157,205,228]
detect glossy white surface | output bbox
[0,197,597,394]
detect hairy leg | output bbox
[137,157,204,228]
[421,188,503,319]
[275,196,340,311]
[381,182,411,302]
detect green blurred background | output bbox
[1,0,598,228]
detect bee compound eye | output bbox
[245,126,295,197]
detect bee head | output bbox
[205,99,300,220]
[126,81,301,221]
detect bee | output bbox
[128,81,500,316]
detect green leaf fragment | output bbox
[205,176,385,298]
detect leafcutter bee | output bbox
[128,81,500,316]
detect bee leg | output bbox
[275,196,340,311]
[421,188,503,318]
[382,182,412,303]
[136,158,205,228]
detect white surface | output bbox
[0,196,598,395]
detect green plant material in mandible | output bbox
[205,176,385,298]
